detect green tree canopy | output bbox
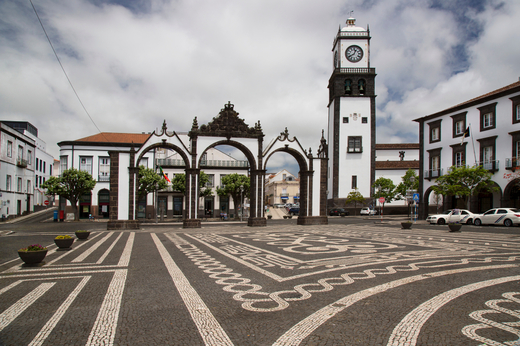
[216,174,250,218]
[41,168,96,221]
[345,189,365,214]
[431,165,498,208]
[170,171,213,197]
[137,165,168,201]
[396,168,420,199]
[372,177,400,206]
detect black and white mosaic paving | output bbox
[2,224,520,345]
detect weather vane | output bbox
[349,10,354,17]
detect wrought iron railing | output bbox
[424,168,443,179]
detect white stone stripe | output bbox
[86,269,127,346]
[45,232,105,266]
[97,232,124,264]
[28,276,91,346]
[72,232,114,263]
[0,282,55,332]
[117,232,134,267]
[151,233,234,346]
[387,275,520,346]
[0,281,21,295]
[273,264,518,346]
[186,234,285,282]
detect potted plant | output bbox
[75,230,91,240]
[55,235,74,249]
[18,244,48,265]
[448,221,462,232]
[267,215,273,219]
[401,221,413,229]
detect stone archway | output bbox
[108,102,329,229]
[503,178,520,208]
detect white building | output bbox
[58,132,249,220]
[1,121,55,207]
[414,80,520,218]
[0,122,36,219]
[375,143,419,207]
[58,132,153,219]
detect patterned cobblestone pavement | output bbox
[2,223,520,345]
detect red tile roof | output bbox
[74,133,151,144]
[376,143,419,150]
[376,160,420,169]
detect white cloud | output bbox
[0,0,519,169]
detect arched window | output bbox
[344,79,352,95]
[358,79,366,95]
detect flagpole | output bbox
[469,123,477,165]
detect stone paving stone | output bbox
[1,223,520,345]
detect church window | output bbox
[362,117,368,124]
[344,79,352,95]
[343,117,349,123]
[347,136,362,153]
[351,175,357,189]
[358,79,366,95]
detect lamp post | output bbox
[240,185,244,222]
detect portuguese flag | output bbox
[157,165,170,183]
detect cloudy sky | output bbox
[1,0,519,174]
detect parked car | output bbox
[288,207,300,216]
[360,207,377,215]
[273,203,285,208]
[426,209,476,225]
[329,208,349,216]
[473,208,520,227]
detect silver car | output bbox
[426,209,475,225]
[473,208,520,227]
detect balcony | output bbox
[505,158,519,171]
[16,158,28,168]
[424,168,443,180]
[156,159,186,167]
[477,160,499,172]
[98,175,110,182]
[200,160,249,168]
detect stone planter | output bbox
[283,216,288,219]
[75,231,91,240]
[267,215,272,219]
[55,238,74,249]
[18,250,48,265]
[401,222,412,229]
[448,224,462,232]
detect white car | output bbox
[426,209,476,225]
[473,208,520,227]
[360,207,377,215]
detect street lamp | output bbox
[240,185,244,222]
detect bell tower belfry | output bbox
[327,16,376,204]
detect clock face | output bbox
[345,45,363,63]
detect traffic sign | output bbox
[379,197,385,204]
[44,200,50,206]
[413,193,419,202]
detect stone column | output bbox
[183,168,201,228]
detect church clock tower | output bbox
[327,16,376,204]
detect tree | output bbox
[137,165,168,201]
[396,169,419,199]
[216,174,250,218]
[431,165,498,209]
[345,189,365,215]
[372,177,400,208]
[41,168,96,221]
[170,171,213,197]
